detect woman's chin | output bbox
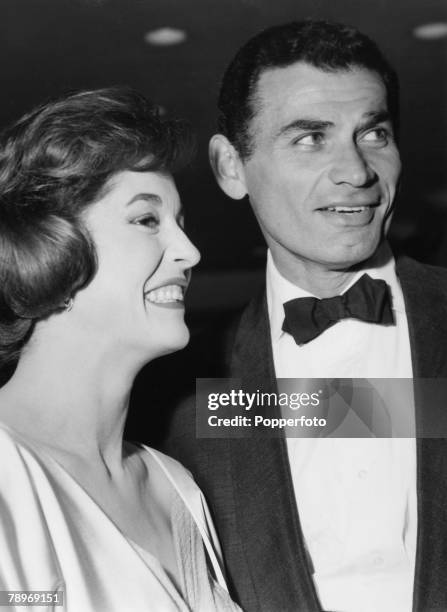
[165,328,191,353]
[141,326,191,361]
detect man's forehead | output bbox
[254,62,387,113]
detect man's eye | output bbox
[292,133,325,146]
[133,214,159,229]
[361,127,389,143]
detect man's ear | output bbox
[209,134,248,200]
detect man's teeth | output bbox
[145,284,184,303]
[325,206,370,213]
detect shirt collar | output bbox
[266,242,405,342]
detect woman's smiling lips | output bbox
[144,277,188,309]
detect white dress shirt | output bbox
[266,244,417,612]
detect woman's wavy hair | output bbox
[0,87,194,366]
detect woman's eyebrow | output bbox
[126,193,162,207]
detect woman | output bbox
[0,88,240,611]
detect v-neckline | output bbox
[0,422,189,608]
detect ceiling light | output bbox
[413,23,447,40]
[144,28,187,46]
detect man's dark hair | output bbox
[218,20,399,159]
[0,87,194,365]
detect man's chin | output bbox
[324,239,384,272]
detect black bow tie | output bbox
[282,274,394,345]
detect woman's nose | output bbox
[170,226,201,269]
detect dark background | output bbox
[1,1,446,287]
[0,0,446,441]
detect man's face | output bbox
[239,63,401,282]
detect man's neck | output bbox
[273,261,357,298]
[269,244,391,298]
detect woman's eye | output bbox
[133,214,159,229]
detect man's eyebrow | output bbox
[360,110,392,128]
[276,111,392,140]
[276,119,335,139]
[126,193,162,207]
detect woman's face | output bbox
[72,170,200,362]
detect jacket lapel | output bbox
[397,257,447,611]
[397,257,447,379]
[228,291,321,611]
[223,258,447,610]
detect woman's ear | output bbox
[208,134,248,200]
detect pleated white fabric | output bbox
[0,426,240,612]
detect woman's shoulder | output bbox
[0,422,54,466]
[0,421,22,446]
[143,445,193,476]
[0,424,55,502]
[128,442,197,491]
[127,442,210,528]
[0,423,35,469]
[0,423,65,586]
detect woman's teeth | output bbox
[145,284,184,303]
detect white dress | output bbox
[0,425,240,612]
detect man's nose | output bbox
[328,143,377,187]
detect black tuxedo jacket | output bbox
[165,257,447,612]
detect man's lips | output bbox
[316,201,382,227]
[317,202,381,213]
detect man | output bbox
[166,20,447,612]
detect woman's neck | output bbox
[0,319,143,468]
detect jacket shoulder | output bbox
[397,256,447,298]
